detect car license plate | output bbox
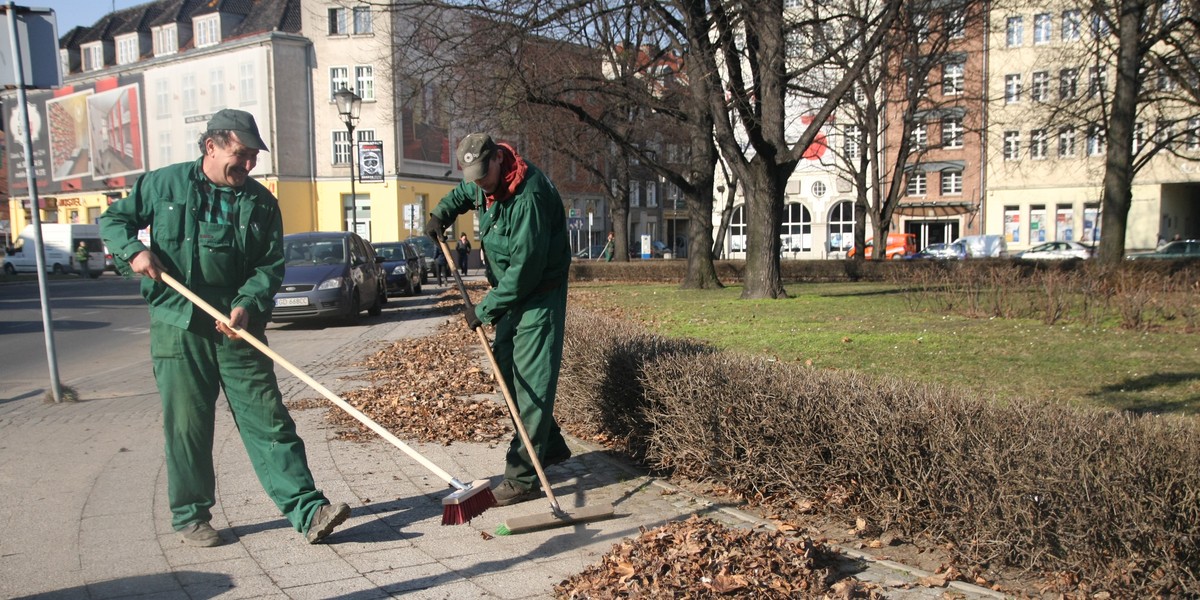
[275,297,308,307]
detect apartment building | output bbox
[986,0,1200,251]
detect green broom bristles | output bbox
[442,479,496,525]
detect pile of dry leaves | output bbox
[555,515,883,599]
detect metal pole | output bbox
[347,124,357,235]
[6,1,62,402]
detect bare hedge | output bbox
[558,308,1200,596]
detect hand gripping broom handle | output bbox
[435,237,561,510]
[160,273,469,491]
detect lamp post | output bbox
[334,87,362,234]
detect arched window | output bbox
[829,201,855,251]
[781,202,812,253]
[729,205,746,252]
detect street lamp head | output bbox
[334,87,362,125]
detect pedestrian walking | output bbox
[433,235,450,285]
[99,108,350,548]
[601,231,615,262]
[75,240,91,278]
[425,133,572,506]
[456,233,471,276]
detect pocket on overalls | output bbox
[197,221,238,287]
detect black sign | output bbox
[357,140,384,183]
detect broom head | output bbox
[442,479,496,525]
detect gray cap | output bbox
[457,133,498,181]
[207,108,269,151]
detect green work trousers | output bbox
[492,283,571,489]
[150,317,328,533]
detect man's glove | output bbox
[464,306,483,331]
[425,215,445,241]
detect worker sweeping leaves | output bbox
[426,133,573,506]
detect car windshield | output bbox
[284,239,345,266]
[406,236,436,257]
[374,244,405,261]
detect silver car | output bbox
[1015,241,1094,260]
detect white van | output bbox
[953,235,1009,258]
[3,224,105,277]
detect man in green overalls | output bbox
[100,109,349,547]
[426,133,572,505]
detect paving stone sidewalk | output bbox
[0,288,1008,599]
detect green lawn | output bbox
[572,282,1200,415]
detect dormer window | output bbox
[154,24,178,56]
[195,15,220,48]
[116,34,139,65]
[82,42,104,71]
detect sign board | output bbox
[0,7,62,89]
[357,140,384,183]
[640,234,651,259]
[567,217,584,231]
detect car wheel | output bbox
[52,263,65,275]
[421,270,429,285]
[404,278,415,297]
[3,263,14,275]
[368,285,384,316]
[344,292,361,325]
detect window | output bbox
[1031,129,1048,159]
[945,11,965,38]
[1034,13,1052,44]
[1059,127,1077,157]
[729,205,747,252]
[239,62,256,105]
[332,130,351,164]
[942,62,964,95]
[353,6,372,34]
[195,15,219,47]
[158,131,172,168]
[1088,67,1106,98]
[82,43,103,71]
[906,172,927,196]
[328,8,348,34]
[154,25,177,56]
[355,65,375,101]
[1004,74,1022,103]
[1132,121,1145,154]
[646,181,658,208]
[912,12,930,43]
[630,181,640,207]
[911,122,927,150]
[155,79,170,119]
[1188,117,1200,151]
[844,124,862,160]
[781,203,812,252]
[1155,119,1175,148]
[1092,13,1110,37]
[181,73,198,115]
[1062,10,1081,41]
[116,35,138,65]
[1162,0,1181,23]
[941,170,963,195]
[1003,131,1021,160]
[1087,125,1106,156]
[209,68,225,111]
[942,117,963,148]
[811,181,827,197]
[828,201,855,252]
[1059,68,1079,99]
[1031,71,1049,101]
[329,67,349,101]
[1006,16,1023,46]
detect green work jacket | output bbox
[431,162,570,324]
[100,158,285,330]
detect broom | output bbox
[435,236,615,535]
[161,273,495,525]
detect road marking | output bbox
[114,326,151,334]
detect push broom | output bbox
[161,273,495,525]
[435,236,615,535]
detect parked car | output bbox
[915,241,967,260]
[373,241,424,296]
[403,236,437,284]
[1125,239,1200,260]
[271,231,386,324]
[630,240,670,258]
[954,234,1009,258]
[847,233,916,260]
[574,244,609,260]
[1015,240,1094,260]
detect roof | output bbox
[61,0,299,48]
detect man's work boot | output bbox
[305,502,350,544]
[178,522,221,547]
[542,448,573,469]
[492,480,539,507]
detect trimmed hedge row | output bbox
[556,308,1200,596]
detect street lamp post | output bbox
[334,87,362,234]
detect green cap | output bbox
[207,108,269,151]
[457,133,497,181]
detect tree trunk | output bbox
[740,161,786,299]
[1097,0,1145,264]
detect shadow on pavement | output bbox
[15,571,234,600]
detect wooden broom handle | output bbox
[160,273,462,488]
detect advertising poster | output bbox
[86,84,144,180]
[1056,207,1074,241]
[47,89,92,181]
[1030,208,1046,243]
[358,140,384,182]
[1004,209,1021,243]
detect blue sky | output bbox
[48,0,146,34]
